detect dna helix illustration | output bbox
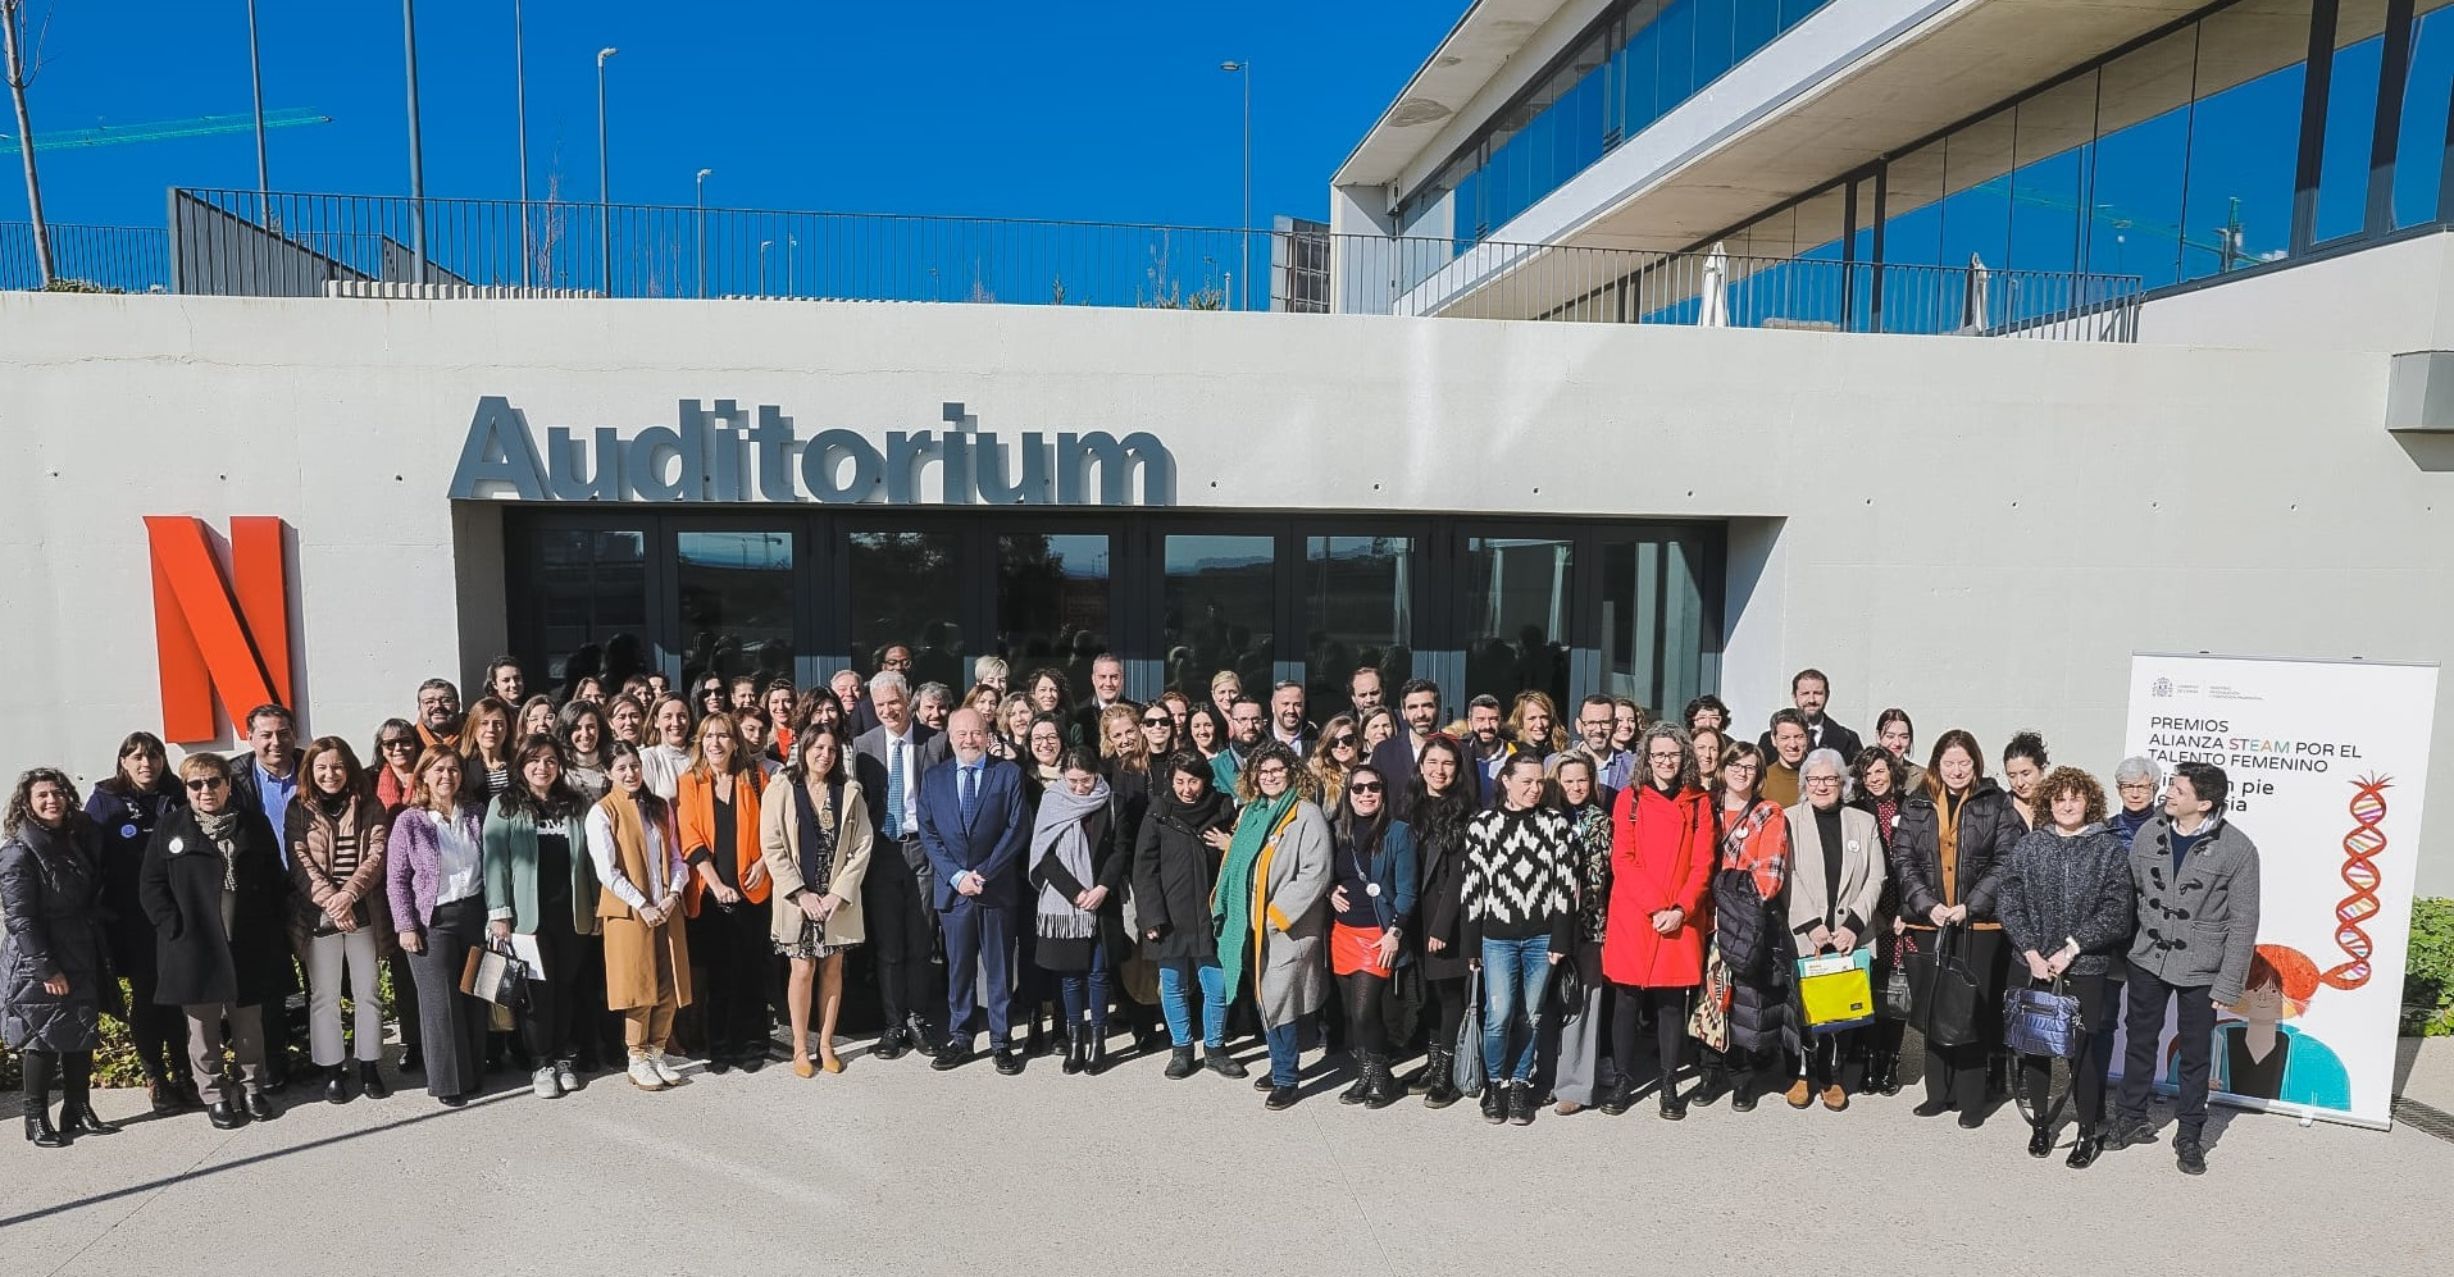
[2321,775,2391,991]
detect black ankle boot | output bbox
[60,1056,115,1134]
[2067,1125,2105,1169]
[1340,1060,1372,1106]
[1422,1049,1461,1109]
[1062,1028,1085,1076]
[1085,1028,1109,1076]
[1165,1044,1198,1080]
[1691,1068,1730,1108]
[1363,1055,1400,1109]
[1026,1017,1048,1059]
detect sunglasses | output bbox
[1330,735,1356,748]
[1142,715,1171,726]
[185,777,226,792]
[381,738,417,752]
[1349,781,1384,795]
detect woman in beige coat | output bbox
[584,742,693,1092]
[1783,747,1886,1111]
[758,724,874,1076]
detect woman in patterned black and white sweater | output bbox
[1461,754,1579,1127]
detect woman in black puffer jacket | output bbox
[1134,753,1237,1078]
[3,769,120,1148]
[1997,766,2135,1169]
[1891,729,2022,1129]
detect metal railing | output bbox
[157,188,2141,340]
[1,221,170,293]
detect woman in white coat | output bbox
[1784,748,1885,1112]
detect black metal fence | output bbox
[0,221,170,293]
[150,188,2142,340]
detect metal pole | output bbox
[787,234,796,297]
[246,0,269,207]
[695,167,710,298]
[1220,60,1251,310]
[403,0,426,280]
[514,0,530,286]
[760,239,771,297]
[597,47,618,294]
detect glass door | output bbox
[996,530,1116,692]
[1299,531,1422,718]
[673,527,799,698]
[1455,530,1575,711]
[842,527,967,683]
[1160,531,1279,704]
[1595,525,1720,717]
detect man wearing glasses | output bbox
[1553,693,1635,798]
[413,679,464,751]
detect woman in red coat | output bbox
[1600,722,1713,1119]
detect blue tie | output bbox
[959,763,979,829]
[885,739,906,839]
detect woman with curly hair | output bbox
[1214,741,1333,1110]
[1997,765,2132,1166]
[4,768,116,1146]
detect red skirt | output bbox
[1331,922,1391,978]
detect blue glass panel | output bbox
[2395,8,2454,227]
[2315,24,2386,243]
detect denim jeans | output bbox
[1263,1021,1301,1088]
[1058,945,1110,1030]
[1480,934,1554,1085]
[1157,958,1228,1048]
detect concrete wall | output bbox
[2136,229,2454,354]
[5,292,2452,891]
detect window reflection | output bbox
[1163,535,1276,701]
[676,530,795,697]
[2316,0,2393,243]
[1302,536,1416,716]
[2396,5,2454,227]
[998,533,1111,689]
[537,528,649,695]
[1460,537,1572,711]
[848,531,961,679]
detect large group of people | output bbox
[0,657,2259,1176]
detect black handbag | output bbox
[1916,924,1983,1047]
[1548,951,1587,1024]
[1880,934,1916,1021]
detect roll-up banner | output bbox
[2121,653,2438,1130]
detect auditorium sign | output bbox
[449,396,1174,506]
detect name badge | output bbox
[1846,839,1861,853]
[120,824,139,840]
[167,836,186,855]
[1365,882,1381,898]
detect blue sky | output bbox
[4,1,1459,229]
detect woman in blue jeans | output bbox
[1461,754,1579,1126]
[1133,752,1237,1079]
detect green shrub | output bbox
[2410,897,2454,1037]
[3,968,400,1090]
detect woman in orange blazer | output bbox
[675,712,772,1073]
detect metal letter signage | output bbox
[146,516,295,743]
[449,397,1175,506]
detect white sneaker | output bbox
[554,1060,582,1093]
[651,1054,686,1087]
[531,1066,563,1099]
[627,1059,666,1091]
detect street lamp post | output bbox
[759,239,772,297]
[246,0,269,207]
[786,234,796,298]
[1220,59,1251,311]
[403,0,427,280]
[695,167,712,298]
[597,46,618,294]
[513,0,531,286]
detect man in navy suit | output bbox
[917,708,1031,1075]
[1367,678,1442,820]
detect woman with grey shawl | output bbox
[1028,748,1130,1076]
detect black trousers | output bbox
[2119,961,2218,1136]
[863,844,936,1037]
[1338,972,1390,1057]
[388,950,422,1051]
[1805,1027,1863,1088]
[517,910,584,1064]
[1610,985,1688,1090]
[1425,975,1467,1054]
[17,1049,94,1110]
[688,902,773,1057]
[119,957,191,1086]
[2018,972,2116,1127]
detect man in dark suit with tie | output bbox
[852,671,950,1060]
[917,708,1031,1074]
[1367,678,1443,820]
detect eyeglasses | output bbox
[1254,764,1290,777]
[185,777,226,792]
[1348,781,1384,795]
[1805,776,1843,787]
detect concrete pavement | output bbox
[6,1036,2450,1275]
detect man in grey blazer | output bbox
[2110,760,2260,1177]
[851,671,950,1061]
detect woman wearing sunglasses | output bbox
[139,753,293,1128]
[1307,713,1365,809]
[1326,763,1415,1109]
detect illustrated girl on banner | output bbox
[2167,943,2352,1110]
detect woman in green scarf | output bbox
[1210,741,1332,1111]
